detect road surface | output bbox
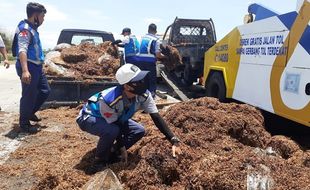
[0,62,20,113]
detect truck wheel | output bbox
[205,72,227,102]
[183,64,195,86]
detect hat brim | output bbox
[121,31,130,35]
[130,70,149,82]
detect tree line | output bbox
[0,31,13,53]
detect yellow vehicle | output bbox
[203,0,310,127]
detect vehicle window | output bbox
[173,26,206,44]
[180,26,201,36]
[202,27,208,35]
[71,34,103,45]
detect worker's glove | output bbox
[119,146,128,164]
[170,136,182,158]
[160,45,170,56]
[111,40,122,46]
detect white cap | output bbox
[115,63,149,85]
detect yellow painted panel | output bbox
[203,28,241,98]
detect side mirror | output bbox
[244,14,254,24]
[306,83,310,95]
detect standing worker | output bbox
[12,2,50,133]
[137,23,166,97]
[0,34,10,111]
[0,35,10,69]
[76,64,181,165]
[112,27,140,64]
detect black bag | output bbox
[11,34,17,57]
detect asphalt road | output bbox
[0,62,20,113]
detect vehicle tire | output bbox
[183,64,195,86]
[205,72,227,102]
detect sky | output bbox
[0,0,298,50]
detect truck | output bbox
[161,17,217,86]
[202,0,310,127]
[45,29,118,107]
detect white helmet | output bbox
[115,64,149,85]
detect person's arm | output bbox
[111,39,123,46]
[155,40,167,59]
[150,112,181,157]
[0,36,9,68]
[0,47,9,68]
[150,113,179,144]
[141,92,180,142]
[18,30,32,84]
[156,52,166,59]
[111,36,130,47]
[140,91,181,156]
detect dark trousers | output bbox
[133,61,157,97]
[16,61,51,125]
[76,113,145,161]
[125,56,139,64]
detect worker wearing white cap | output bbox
[76,64,181,165]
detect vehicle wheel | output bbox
[205,72,227,102]
[183,64,195,86]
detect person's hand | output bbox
[3,59,9,69]
[22,70,31,84]
[120,146,128,164]
[172,144,182,157]
[111,40,122,46]
[171,137,182,158]
[162,54,169,60]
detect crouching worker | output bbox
[76,64,181,165]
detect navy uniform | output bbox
[137,32,160,97]
[13,18,50,129]
[76,64,180,163]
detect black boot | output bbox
[20,124,38,134]
[109,149,122,164]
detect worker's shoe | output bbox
[20,124,38,134]
[94,156,109,168]
[109,149,122,164]
[29,114,42,122]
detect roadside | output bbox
[0,61,20,113]
[0,61,22,173]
